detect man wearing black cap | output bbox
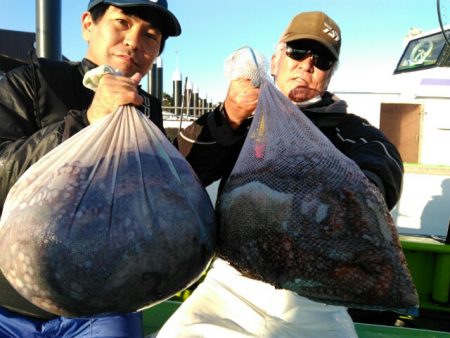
[0,1,180,337]
[159,11,403,338]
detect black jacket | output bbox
[175,92,404,210]
[0,57,164,214]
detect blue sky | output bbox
[0,1,443,102]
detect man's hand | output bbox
[223,79,260,129]
[87,72,143,124]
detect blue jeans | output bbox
[0,307,143,338]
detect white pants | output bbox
[154,258,358,338]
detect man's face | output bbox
[271,40,335,103]
[82,6,162,77]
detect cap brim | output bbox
[282,33,339,60]
[90,0,181,36]
[144,4,181,36]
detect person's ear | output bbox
[81,11,93,42]
[270,53,278,77]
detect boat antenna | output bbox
[437,0,450,47]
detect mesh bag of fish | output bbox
[217,47,419,315]
[0,66,217,317]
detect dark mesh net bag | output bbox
[217,50,418,315]
[0,104,217,317]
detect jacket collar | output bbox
[299,91,348,113]
[80,58,100,76]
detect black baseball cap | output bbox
[87,0,181,36]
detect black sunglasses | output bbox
[285,46,334,71]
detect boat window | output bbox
[394,31,449,73]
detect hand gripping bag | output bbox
[0,66,217,317]
[217,48,419,315]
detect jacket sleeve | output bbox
[0,66,65,213]
[174,105,249,187]
[332,114,404,210]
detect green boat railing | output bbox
[142,300,450,337]
[142,235,450,336]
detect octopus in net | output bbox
[0,153,217,317]
[218,173,418,314]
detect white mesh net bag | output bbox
[217,47,418,315]
[0,66,217,317]
[224,46,270,87]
